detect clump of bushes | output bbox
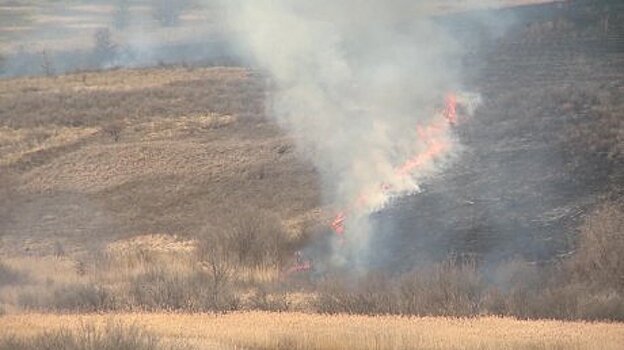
[200,207,292,270]
[18,282,119,313]
[315,258,484,317]
[568,200,624,291]
[314,201,624,321]
[248,286,290,312]
[93,28,117,66]
[0,321,191,350]
[6,201,623,321]
[129,265,239,312]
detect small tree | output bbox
[197,229,235,310]
[40,50,54,76]
[93,28,117,66]
[224,209,289,268]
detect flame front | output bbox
[330,93,462,238]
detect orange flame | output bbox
[444,93,458,125]
[330,93,459,237]
[331,211,346,235]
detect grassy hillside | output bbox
[0,0,622,326]
[0,67,320,257]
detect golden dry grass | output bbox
[0,125,98,167]
[0,66,319,257]
[1,312,623,350]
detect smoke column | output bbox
[227,0,479,267]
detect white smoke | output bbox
[227,0,480,265]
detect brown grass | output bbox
[1,312,623,350]
[0,58,622,322]
[569,200,624,291]
[0,67,319,256]
[0,320,189,350]
[0,186,622,320]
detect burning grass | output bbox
[2,200,622,320]
[0,24,623,323]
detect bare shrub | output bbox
[53,241,65,258]
[102,121,124,142]
[40,50,54,76]
[129,265,239,312]
[482,259,546,318]
[316,258,484,317]
[399,257,484,317]
[18,283,119,312]
[569,200,624,291]
[248,286,290,312]
[196,232,238,310]
[93,28,117,66]
[315,273,399,315]
[0,321,191,350]
[130,266,195,310]
[50,283,119,312]
[220,209,290,268]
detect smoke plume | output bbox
[227,0,480,267]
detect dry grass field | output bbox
[0,66,320,255]
[2,312,624,350]
[1,2,624,348]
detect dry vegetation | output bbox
[1,3,624,346]
[0,62,622,324]
[0,321,189,350]
[1,312,624,350]
[0,66,319,252]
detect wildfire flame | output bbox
[330,92,460,237]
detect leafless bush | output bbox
[221,209,290,268]
[315,259,484,316]
[102,121,124,142]
[568,200,624,291]
[399,257,484,317]
[315,273,400,315]
[129,265,239,312]
[196,232,238,310]
[40,50,54,76]
[93,28,117,66]
[248,286,289,312]
[51,283,119,312]
[0,321,191,350]
[481,259,544,318]
[53,241,65,258]
[18,282,119,312]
